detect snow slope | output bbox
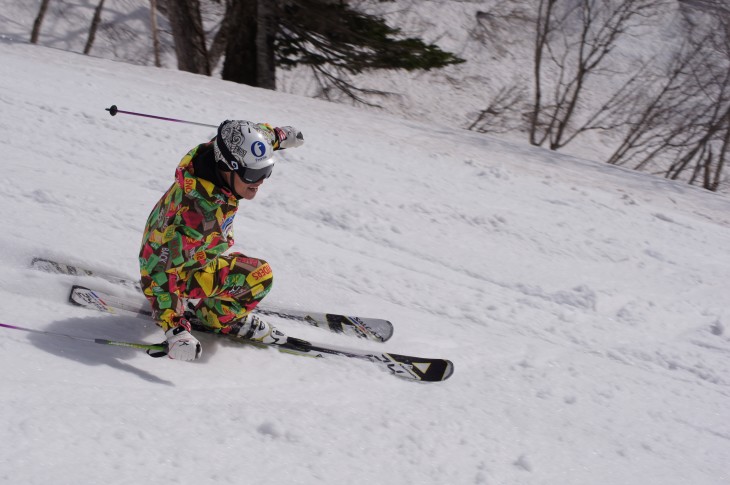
[1,39,729,485]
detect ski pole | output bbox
[105,105,217,129]
[0,322,167,357]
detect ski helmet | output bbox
[214,120,275,183]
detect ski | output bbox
[33,257,393,341]
[68,285,453,382]
[252,308,392,342]
[31,256,141,290]
[191,323,453,382]
[69,285,150,318]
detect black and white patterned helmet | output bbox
[214,120,275,183]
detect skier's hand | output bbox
[274,126,304,149]
[164,325,202,361]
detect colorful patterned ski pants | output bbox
[179,253,273,333]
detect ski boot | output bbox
[231,313,287,345]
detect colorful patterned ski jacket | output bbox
[139,141,240,331]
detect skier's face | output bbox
[233,172,265,200]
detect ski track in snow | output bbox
[0,38,729,485]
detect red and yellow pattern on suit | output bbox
[139,143,273,333]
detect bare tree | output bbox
[529,0,666,150]
[83,0,106,55]
[667,2,730,190]
[30,0,52,44]
[468,85,526,134]
[530,0,559,146]
[605,38,709,168]
[664,71,730,190]
[707,116,730,191]
[606,2,730,191]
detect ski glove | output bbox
[164,325,202,361]
[274,126,304,149]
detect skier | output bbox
[139,120,304,361]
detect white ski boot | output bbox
[234,313,286,344]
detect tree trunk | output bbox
[222,0,257,85]
[255,0,276,89]
[31,0,52,44]
[84,0,106,55]
[150,0,161,67]
[167,0,210,75]
[709,118,729,191]
[221,0,276,89]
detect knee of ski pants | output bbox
[226,254,274,303]
[186,253,273,303]
[188,255,273,329]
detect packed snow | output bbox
[1,35,729,485]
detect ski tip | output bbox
[394,356,454,382]
[377,321,395,342]
[30,256,47,265]
[416,359,454,382]
[442,360,455,381]
[68,284,91,307]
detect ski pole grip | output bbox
[106,105,118,116]
[146,342,169,358]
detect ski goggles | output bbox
[237,164,274,184]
